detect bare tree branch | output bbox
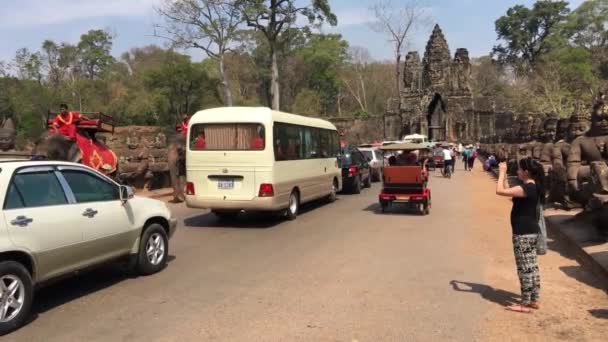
[156,0,244,106]
[369,0,430,95]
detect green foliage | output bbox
[296,34,348,115]
[292,89,322,116]
[353,110,370,119]
[493,1,570,72]
[77,29,115,79]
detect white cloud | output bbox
[0,0,160,28]
[334,7,373,28]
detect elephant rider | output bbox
[176,113,190,137]
[51,103,85,140]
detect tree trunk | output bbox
[395,54,402,96]
[270,43,280,110]
[219,55,233,107]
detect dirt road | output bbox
[5,164,607,341]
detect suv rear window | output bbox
[190,123,265,151]
[360,150,373,160]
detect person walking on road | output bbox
[496,157,545,313]
[467,147,477,171]
[462,146,470,171]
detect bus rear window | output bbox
[190,123,265,150]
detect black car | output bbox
[341,146,372,194]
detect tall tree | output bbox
[77,29,115,79]
[492,1,570,72]
[370,0,429,95]
[14,48,43,84]
[237,0,337,110]
[563,0,608,51]
[156,0,243,106]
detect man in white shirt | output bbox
[442,146,453,175]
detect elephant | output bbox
[167,134,186,203]
[31,132,82,163]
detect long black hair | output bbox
[519,157,546,204]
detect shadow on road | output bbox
[26,256,176,326]
[559,265,607,292]
[362,202,424,216]
[184,197,337,229]
[449,280,519,307]
[588,309,608,319]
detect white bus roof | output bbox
[189,107,337,130]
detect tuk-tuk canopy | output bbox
[379,142,430,152]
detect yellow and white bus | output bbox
[185,107,342,220]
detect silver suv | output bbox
[359,147,384,182]
[0,161,177,334]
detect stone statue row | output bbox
[479,95,608,238]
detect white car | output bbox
[0,160,177,334]
[358,147,384,182]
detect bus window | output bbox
[190,123,265,150]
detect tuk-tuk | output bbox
[378,142,431,215]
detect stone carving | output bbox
[0,117,16,151]
[423,24,452,91]
[452,48,471,93]
[567,97,608,207]
[549,112,590,207]
[392,24,478,142]
[535,113,558,163]
[403,52,422,94]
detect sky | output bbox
[0,0,586,64]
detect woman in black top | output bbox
[496,157,545,313]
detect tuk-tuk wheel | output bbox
[380,202,388,213]
[423,201,430,215]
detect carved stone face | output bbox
[592,105,608,135]
[569,121,590,140]
[517,117,532,142]
[542,119,558,142]
[126,135,139,150]
[0,129,16,151]
[427,62,444,85]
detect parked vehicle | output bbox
[359,147,383,182]
[185,107,342,220]
[0,160,177,334]
[341,146,372,194]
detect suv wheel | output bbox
[137,224,169,275]
[0,261,33,335]
[364,173,372,188]
[352,176,361,194]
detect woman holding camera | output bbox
[496,157,545,313]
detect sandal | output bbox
[526,302,540,310]
[505,304,532,313]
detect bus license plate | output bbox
[218,180,234,190]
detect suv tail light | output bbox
[258,183,274,197]
[348,165,357,176]
[186,182,195,195]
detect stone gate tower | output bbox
[389,24,480,142]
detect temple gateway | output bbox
[385,24,501,142]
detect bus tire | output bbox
[327,179,338,203]
[285,191,299,220]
